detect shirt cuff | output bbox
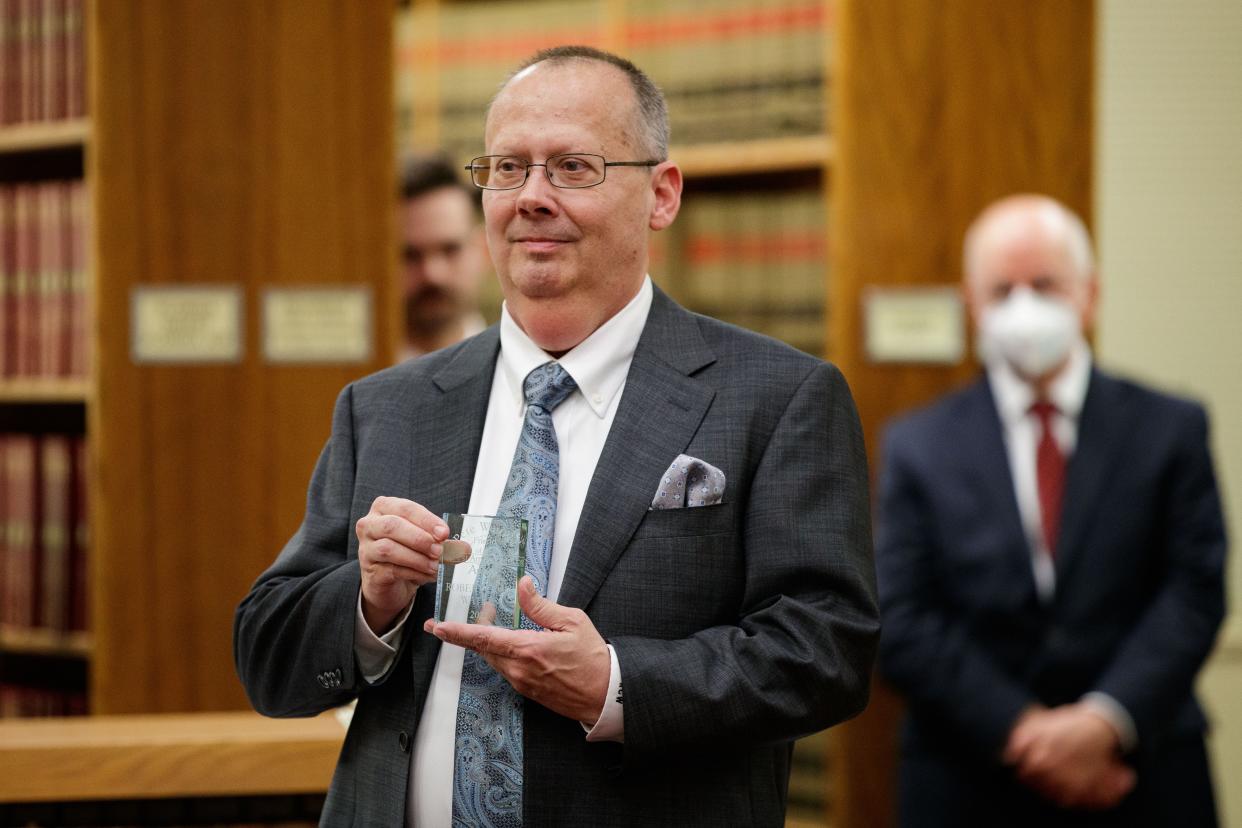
[1081,691,1138,752]
[582,644,624,743]
[353,589,415,683]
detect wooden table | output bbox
[0,711,346,803]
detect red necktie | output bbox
[1031,401,1065,557]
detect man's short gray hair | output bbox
[492,45,670,161]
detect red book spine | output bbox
[12,185,32,378]
[67,178,85,378]
[68,434,86,631]
[0,186,13,378]
[54,180,70,376]
[63,0,81,118]
[28,432,43,630]
[5,434,35,628]
[39,433,69,631]
[0,436,9,627]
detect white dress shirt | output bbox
[354,277,652,827]
[986,341,1090,603]
[986,341,1137,749]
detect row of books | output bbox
[0,432,88,635]
[0,681,85,716]
[625,0,827,146]
[395,0,829,158]
[651,187,826,354]
[0,179,89,380]
[0,0,86,126]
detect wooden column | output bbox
[828,2,1094,826]
[89,0,394,713]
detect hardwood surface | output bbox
[0,711,344,803]
[0,119,89,154]
[829,2,1095,826]
[89,0,395,714]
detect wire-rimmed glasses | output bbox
[465,153,660,190]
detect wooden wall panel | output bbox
[828,2,1094,826]
[89,0,394,713]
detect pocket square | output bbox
[650,454,726,510]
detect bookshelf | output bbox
[0,0,92,720]
[673,135,834,178]
[0,378,90,403]
[396,0,834,357]
[87,0,396,719]
[8,0,398,729]
[0,626,91,659]
[0,119,89,155]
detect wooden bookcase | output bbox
[0,1,92,717]
[4,1,399,722]
[84,1,397,717]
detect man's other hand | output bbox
[425,576,611,724]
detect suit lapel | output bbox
[1056,370,1129,576]
[557,290,717,610]
[406,328,499,696]
[971,379,1035,587]
[412,328,499,512]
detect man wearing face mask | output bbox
[876,194,1226,827]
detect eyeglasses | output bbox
[465,154,660,190]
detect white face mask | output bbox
[977,287,1082,380]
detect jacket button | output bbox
[398,731,411,753]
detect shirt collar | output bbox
[988,338,1093,425]
[498,276,653,418]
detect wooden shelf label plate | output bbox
[130,285,243,364]
[262,286,372,364]
[864,286,965,365]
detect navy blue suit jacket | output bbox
[876,368,1226,825]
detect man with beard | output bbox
[398,153,488,359]
[876,194,1226,827]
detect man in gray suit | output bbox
[235,45,878,827]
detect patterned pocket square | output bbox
[650,454,726,510]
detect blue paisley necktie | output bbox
[451,361,577,828]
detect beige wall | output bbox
[1096,0,1242,823]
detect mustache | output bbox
[506,225,578,243]
[408,285,455,303]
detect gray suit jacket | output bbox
[234,288,879,827]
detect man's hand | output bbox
[356,497,448,634]
[1003,703,1136,810]
[424,576,611,724]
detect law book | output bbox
[0,187,13,376]
[39,433,70,631]
[0,436,8,625]
[68,433,87,631]
[66,177,86,378]
[4,433,36,628]
[11,184,34,377]
[63,0,82,118]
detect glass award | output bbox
[434,513,528,629]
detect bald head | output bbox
[488,45,669,161]
[964,195,1095,288]
[963,194,1098,326]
